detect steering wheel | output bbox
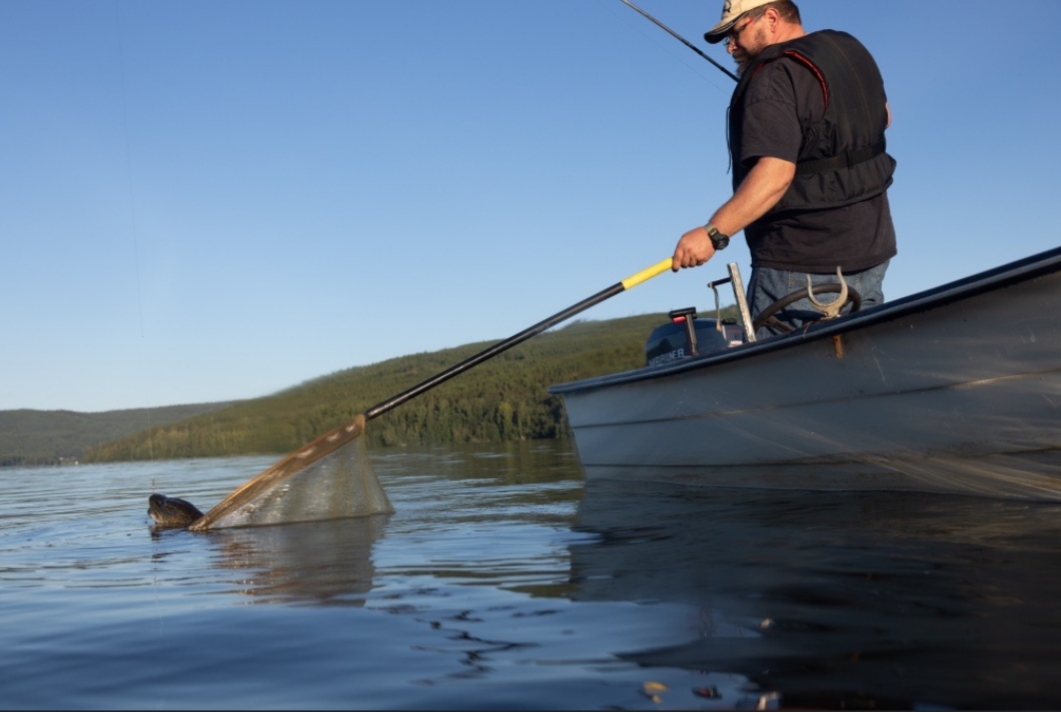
[752,283,862,335]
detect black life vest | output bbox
[728,30,896,214]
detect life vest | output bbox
[728,30,896,214]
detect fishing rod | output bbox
[618,0,738,83]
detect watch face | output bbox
[708,229,728,250]
[705,224,728,250]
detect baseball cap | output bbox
[703,0,775,44]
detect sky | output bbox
[2,0,1060,414]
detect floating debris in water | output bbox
[641,681,668,703]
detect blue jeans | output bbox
[746,260,889,338]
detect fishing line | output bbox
[113,0,154,462]
[113,1,146,340]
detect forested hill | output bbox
[0,403,233,467]
[85,312,703,462]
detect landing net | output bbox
[179,258,674,530]
[190,415,393,530]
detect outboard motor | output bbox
[645,308,741,367]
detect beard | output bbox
[732,49,750,75]
[732,25,769,75]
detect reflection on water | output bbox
[182,514,390,605]
[5,442,1061,708]
[574,477,1061,709]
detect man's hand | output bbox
[672,225,716,271]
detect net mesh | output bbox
[190,415,393,530]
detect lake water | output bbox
[4,441,1061,710]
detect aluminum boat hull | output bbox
[549,248,1061,499]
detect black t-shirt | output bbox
[739,57,897,273]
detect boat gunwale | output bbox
[548,245,1061,395]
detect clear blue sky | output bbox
[3,0,1060,413]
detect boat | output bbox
[549,246,1061,500]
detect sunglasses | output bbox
[725,14,760,45]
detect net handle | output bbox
[363,257,673,420]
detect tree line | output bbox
[0,402,232,467]
[85,309,739,462]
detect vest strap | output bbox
[796,139,886,176]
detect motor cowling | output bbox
[645,308,733,367]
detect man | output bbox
[672,0,896,336]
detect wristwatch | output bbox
[704,222,730,251]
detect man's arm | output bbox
[671,156,796,270]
